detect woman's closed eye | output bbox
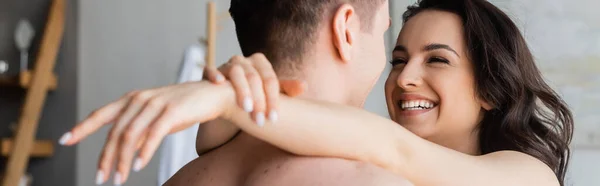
[389,58,408,66]
[389,56,450,67]
[428,56,450,64]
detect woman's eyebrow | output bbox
[423,43,460,58]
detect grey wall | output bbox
[77,0,241,185]
[0,0,78,186]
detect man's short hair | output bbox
[229,0,386,72]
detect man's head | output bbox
[230,0,390,106]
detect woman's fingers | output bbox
[60,97,128,146]
[241,62,268,126]
[134,109,174,175]
[114,98,165,185]
[95,91,151,185]
[221,55,257,113]
[136,133,147,150]
[204,66,225,84]
[96,125,121,185]
[228,64,254,113]
[249,53,280,122]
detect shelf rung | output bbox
[0,71,57,90]
[1,139,54,158]
[20,71,58,90]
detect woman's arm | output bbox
[219,93,560,186]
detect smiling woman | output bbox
[209,0,572,185]
[385,0,572,183]
[58,0,576,186]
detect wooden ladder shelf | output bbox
[0,0,65,185]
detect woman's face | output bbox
[385,10,490,147]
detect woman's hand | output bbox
[59,81,235,185]
[203,53,306,126]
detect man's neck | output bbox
[283,64,352,106]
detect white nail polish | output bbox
[216,74,225,82]
[256,112,265,127]
[269,110,278,123]
[243,97,254,112]
[58,132,72,145]
[133,158,143,172]
[114,173,122,186]
[95,171,104,185]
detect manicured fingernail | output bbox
[215,74,225,82]
[243,97,254,112]
[114,172,122,186]
[269,110,278,123]
[95,170,104,185]
[256,112,265,127]
[59,132,72,145]
[133,158,143,172]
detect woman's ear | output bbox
[480,99,494,111]
[332,4,357,63]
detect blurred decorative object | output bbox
[18,173,32,186]
[14,19,35,72]
[2,0,64,185]
[179,43,207,82]
[0,60,8,74]
[206,1,217,69]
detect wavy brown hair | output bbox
[403,0,574,185]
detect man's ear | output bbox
[332,4,358,63]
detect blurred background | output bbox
[0,0,597,185]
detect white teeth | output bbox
[400,100,436,110]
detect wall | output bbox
[491,1,600,185]
[77,0,241,185]
[363,2,396,117]
[391,0,600,185]
[0,0,78,186]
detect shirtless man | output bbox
[164,0,410,185]
[60,0,412,185]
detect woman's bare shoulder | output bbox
[481,150,560,186]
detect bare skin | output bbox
[59,2,561,186]
[166,133,412,186]
[58,1,412,186]
[166,1,408,186]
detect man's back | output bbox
[165,132,412,186]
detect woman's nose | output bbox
[396,63,423,91]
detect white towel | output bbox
[158,43,206,185]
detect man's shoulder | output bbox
[267,157,413,186]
